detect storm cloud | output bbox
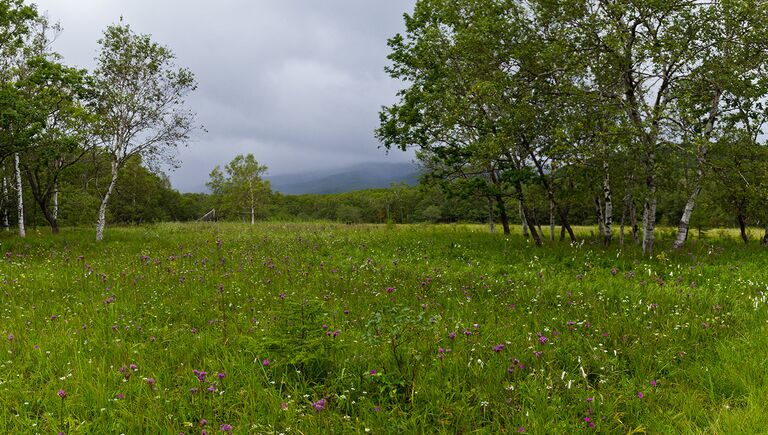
[32,0,418,191]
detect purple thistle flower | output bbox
[374,405,381,412]
[538,334,548,344]
[492,344,505,353]
[57,389,67,399]
[116,393,124,400]
[220,424,233,433]
[189,387,199,395]
[312,398,327,412]
[146,378,156,387]
[207,385,216,393]
[217,372,226,380]
[7,333,13,341]
[262,359,270,367]
[651,379,657,387]
[370,369,377,375]
[448,331,456,340]
[386,287,395,294]
[200,419,207,426]
[129,364,138,371]
[637,392,644,399]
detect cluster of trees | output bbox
[378,0,768,250]
[0,0,197,240]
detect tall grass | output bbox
[1,223,767,433]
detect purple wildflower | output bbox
[220,424,233,433]
[57,389,67,399]
[492,344,505,353]
[312,398,327,412]
[262,359,270,367]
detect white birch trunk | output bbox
[642,190,657,255]
[603,162,613,245]
[672,184,701,249]
[673,90,720,249]
[2,177,8,231]
[595,196,605,236]
[96,160,119,241]
[14,153,25,238]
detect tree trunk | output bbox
[620,190,627,246]
[520,201,529,238]
[603,161,613,246]
[53,180,59,221]
[488,169,510,235]
[1,177,8,231]
[24,167,59,234]
[737,213,748,244]
[488,198,495,233]
[642,190,657,255]
[629,195,639,244]
[674,90,720,249]
[595,196,605,237]
[549,200,555,242]
[672,184,701,249]
[762,226,768,246]
[496,195,510,235]
[96,159,119,242]
[641,149,658,255]
[14,153,25,238]
[524,146,576,241]
[523,204,542,246]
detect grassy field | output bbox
[1,223,767,434]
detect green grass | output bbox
[1,222,767,434]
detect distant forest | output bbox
[2,0,768,248]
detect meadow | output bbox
[1,223,768,434]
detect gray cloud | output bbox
[32,0,417,192]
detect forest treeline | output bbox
[2,0,768,247]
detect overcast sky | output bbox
[31,0,417,192]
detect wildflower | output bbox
[217,372,226,380]
[312,398,327,412]
[262,359,270,367]
[189,387,199,395]
[386,287,395,294]
[518,427,525,433]
[586,397,593,402]
[333,329,340,337]
[637,392,644,399]
[534,351,543,358]
[369,369,377,375]
[538,334,548,344]
[220,424,233,433]
[207,385,216,393]
[130,364,138,371]
[200,419,207,426]
[448,331,456,340]
[584,416,595,428]
[492,344,504,353]
[651,380,657,387]
[7,333,13,341]
[279,292,286,299]
[146,378,156,387]
[57,389,67,399]
[374,405,381,412]
[193,370,207,383]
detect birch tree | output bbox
[92,22,197,241]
